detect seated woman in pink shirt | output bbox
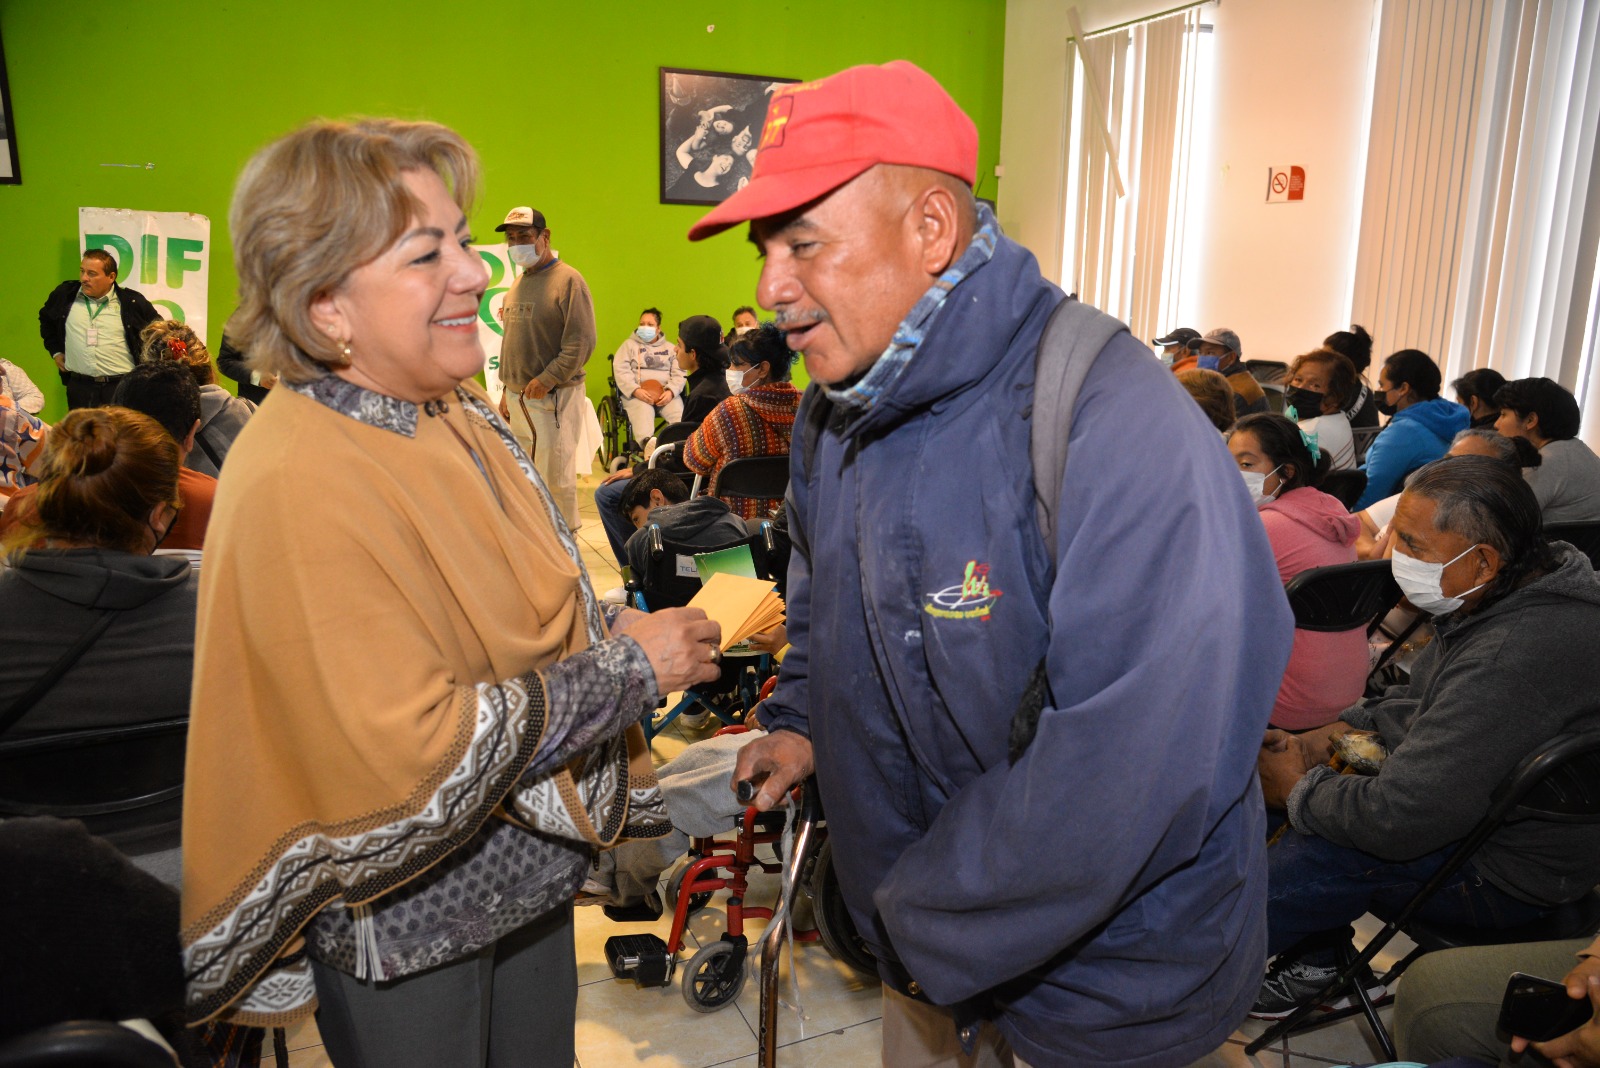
[1229,413,1368,731]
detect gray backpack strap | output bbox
[1010,297,1128,764]
[1030,297,1129,550]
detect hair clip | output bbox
[1298,425,1321,463]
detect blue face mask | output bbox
[1197,354,1223,372]
[635,325,657,343]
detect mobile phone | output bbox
[1498,971,1593,1042]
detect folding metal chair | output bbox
[1351,425,1381,464]
[689,455,790,517]
[0,718,188,846]
[1283,560,1400,634]
[1546,521,1600,569]
[1318,469,1368,511]
[1246,729,1600,1058]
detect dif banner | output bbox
[79,208,211,342]
[474,242,517,403]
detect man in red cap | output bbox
[704,61,1293,1067]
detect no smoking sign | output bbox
[1267,165,1305,203]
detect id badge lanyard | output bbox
[83,294,109,347]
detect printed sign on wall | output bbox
[474,242,515,403]
[79,208,210,340]
[1266,166,1306,203]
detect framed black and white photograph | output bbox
[660,67,797,206]
[0,28,19,184]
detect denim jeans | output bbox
[594,477,632,568]
[1267,829,1549,960]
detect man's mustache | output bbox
[773,308,829,333]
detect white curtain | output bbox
[1065,8,1201,342]
[1352,0,1600,449]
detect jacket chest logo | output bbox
[924,560,1002,620]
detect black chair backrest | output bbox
[1283,560,1401,633]
[1351,425,1381,463]
[0,718,188,843]
[1496,730,1600,824]
[0,1021,176,1068]
[1319,469,1368,510]
[1545,521,1600,569]
[1245,359,1289,386]
[703,455,790,509]
[1262,383,1286,415]
[654,421,697,447]
[632,524,778,610]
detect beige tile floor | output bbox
[283,465,1416,1068]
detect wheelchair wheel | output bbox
[597,394,627,465]
[809,839,878,979]
[664,859,714,917]
[681,938,746,1012]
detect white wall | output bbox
[1000,0,1379,361]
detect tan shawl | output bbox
[180,381,663,1025]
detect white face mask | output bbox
[636,325,657,343]
[508,242,542,268]
[1391,544,1487,615]
[735,325,756,337]
[1239,464,1284,507]
[726,367,753,395]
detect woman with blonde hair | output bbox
[138,319,255,476]
[0,407,193,741]
[180,119,723,1067]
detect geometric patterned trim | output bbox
[183,677,548,1025]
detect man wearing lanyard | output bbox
[38,250,162,410]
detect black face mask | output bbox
[1286,386,1325,417]
[1375,391,1400,417]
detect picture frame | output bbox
[660,67,797,206]
[0,28,18,184]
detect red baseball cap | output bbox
[687,60,978,242]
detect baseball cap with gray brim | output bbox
[1200,327,1242,355]
[1152,326,1200,348]
[495,206,547,232]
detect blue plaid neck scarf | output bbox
[825,203,1000,412]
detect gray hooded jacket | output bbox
[0,549,197,739]
[1289,544,1600,905]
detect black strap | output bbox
[195,424,225,471]
[0,609,118,737]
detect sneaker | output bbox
[1249,958,1387,1020]
[602,891,663,924]
[677,709,711,730]
[602,586,628,606]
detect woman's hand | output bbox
[602,466,633,486]
[747,626,787,655]
[625,607,723,694]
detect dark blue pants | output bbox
[594,477,632,568]
[1267,829,1547,960]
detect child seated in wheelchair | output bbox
[620,468,787,726]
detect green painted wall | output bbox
[0,0,1006,423]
